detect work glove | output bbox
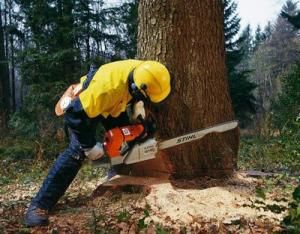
[56,83,83,116]
[83,142,105,160]
[127,101,146,123]
[59,96,72,112]
[60,84,82,111]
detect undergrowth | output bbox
[239,135,300,174]
[0,135,106,188]
[0,136,62,187]
[282,185,300,233]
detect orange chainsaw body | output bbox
[103,124,145,157]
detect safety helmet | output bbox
[133,61,171,103]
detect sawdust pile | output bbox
[91,172,288,232]
[145,174,285,224]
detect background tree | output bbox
[129,0,239,178]
[281,9,300,28]
[272,63,300,130]
[263,21,273,40]
[249,0,300,132]
[8,0,138,138]
[8,0,78,138]
[223,0,257,126]
[224,0,242,72]
[252,25,267,51]
[114,0,138,58]
[0,2,10,130]
[236,25,254,72]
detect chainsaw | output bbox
[103,119,238,166]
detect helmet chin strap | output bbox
[128,70,150,103]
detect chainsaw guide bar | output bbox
[159,120,238,150]
[109,120,238,166]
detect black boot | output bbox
[24,205,49,227]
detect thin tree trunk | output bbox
[9,38,15,110]
[130,0,239,178]
[57,0,76,82]
[8,1,15,111]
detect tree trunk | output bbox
[8,1,15,111]
[0,3,10,130]
[130,0,239,178]
[57,0,76,82]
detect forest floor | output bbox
[0,159,298,234]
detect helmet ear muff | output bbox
[130,82,138,92]
[128,70,149,103]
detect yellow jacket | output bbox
[79,59,144,118]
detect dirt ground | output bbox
[0,170,295,233]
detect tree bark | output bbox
[130,0,239,178]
